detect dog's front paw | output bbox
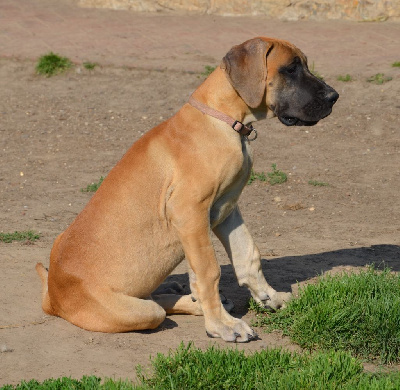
[205,317,257,343]
[259,291,292,311]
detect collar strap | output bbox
[188,96,257,141]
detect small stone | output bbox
[1,345,13,353]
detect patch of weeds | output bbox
[337,74,353,82]
[81,176,104,192]
[248,164,287,186]
[308,180,329,187]
[247,169,267,185]
[267,163,287,185]
[392,61,400,68]
[367,73,392,85]
[254,266,400,364]
[83,61,97,70]
[0,230,40,243]
[5,344,400,389]
[136,342,400,389]
[248,297,270,314]
[310,61,324,80]
[201,65,216,77]
[36,52,72,77]
[1,376,103,390]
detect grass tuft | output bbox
[0,230,40,243]
[81,176,104,192]
[337,74,353,82]
[248,297,270,314]
[247,169,267,185]
[367,73,392,85]
[248,164,287,186]
[252,266,400,364]
[392,61,400,67]
[201,65,216,77]
[308,180,329,187]
[83,61,97,70]
[310,61,324,80]
[267,163,287,185]
[36,52,72,77]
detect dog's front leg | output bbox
[213,206,291,310]
[172,206,255,342]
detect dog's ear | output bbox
[221,38,272,108]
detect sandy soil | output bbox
[1,57,399,385]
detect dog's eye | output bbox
[279,61,299,76]
[286,64,297,74]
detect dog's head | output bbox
[221,37,338,126]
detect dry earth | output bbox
[0,56,399,385]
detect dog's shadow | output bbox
[161,244,400,318]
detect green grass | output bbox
[4,343,400,389]
[248,295,270,314]
[1,376,132,390]
[367,73,392,85]
[36,52,72,77]
[392,61,400,68]
[337,74,353,82]
[247,169,267,185]
[308,180,329,187]
[267,163,287,185]
[0,230,40,243]
[137,343,364,389]
[81,176,104,192]
[83,61,97,70]
[251,266,400,364]
[248,164,287,186]
[310,61,324,80]
[201,65,216,77]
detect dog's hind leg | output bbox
[63,289,167,333]
[153,294,203,315]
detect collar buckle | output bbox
[245,125,258,141]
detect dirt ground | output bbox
[0,55,399,385]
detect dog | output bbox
[36,37,338,342]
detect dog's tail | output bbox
[35,263,56,316]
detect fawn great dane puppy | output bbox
[36,37,338,342]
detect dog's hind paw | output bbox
[153,281,185,295]
[220,293,234,313]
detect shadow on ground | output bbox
[162,244,400,317]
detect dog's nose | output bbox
[325,90,339,105]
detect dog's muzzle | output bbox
[277,88,339,127]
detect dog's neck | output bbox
[191,67,254,125]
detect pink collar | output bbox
[188,96,257,141]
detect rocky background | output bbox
[77,0,400,21]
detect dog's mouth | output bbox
[278,116,319,127]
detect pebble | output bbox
[1,345,13,353]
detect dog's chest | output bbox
[210,139,253,227]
